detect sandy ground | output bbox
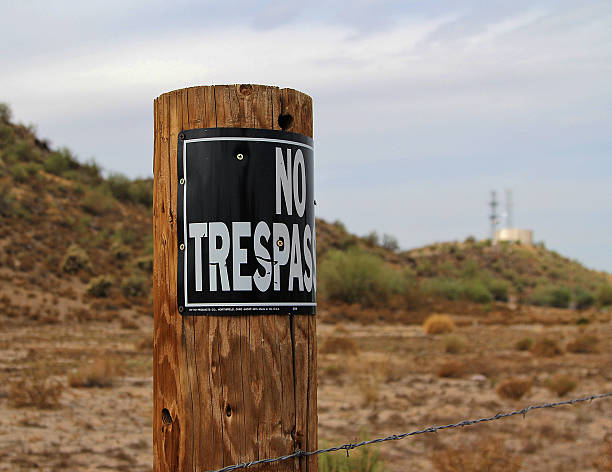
[0,310,610,471]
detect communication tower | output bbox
[489,190,498,240]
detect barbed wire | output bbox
[205,392,612,472]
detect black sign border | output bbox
[176,127,316,316]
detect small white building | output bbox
[494,228,533,246]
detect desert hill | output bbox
[1,103,611,328]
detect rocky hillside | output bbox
[0,103,610,328]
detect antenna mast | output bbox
[489,191,498,240]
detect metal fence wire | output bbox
[205,392,612,472]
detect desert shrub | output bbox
[444,334,466,354]
[531,338,563,357]
[546,374,577,397]
[423,314,455,335]
[68,357,121,388]
[436,360,465,378]
[10,163,29,182]
[422,278,463,301]
[496,377,532,400]
[319,440,388,472]
[8,369,63,409]
[111,244,130,261]
[320,336,359,356]
[381,233,399,252]
[463,280,493,304]
[566,334,599,354]
[81,187,114,215]
[363,231,379,246]
[0,103,11,123]
[129,178,153,206]
[0,182,14,216]
[596,284,612,307]
[137,334,153,351]
[574,287,595,309]
[460,260,480,279]
[431,438,522,472]
[486,278,510,302]
[135,256,153,272]
[87,275,113,297]
[120,316,139,330]
[515,337,534,351]
[121,274,147,298]
[43,148,79,175]
[318,248,411,306]
[61,244,91,274]
[529,285,571,308]
[105,173,133,201]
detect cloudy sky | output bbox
[1,0,611,272]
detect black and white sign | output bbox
[177,128,316,315]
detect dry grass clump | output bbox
[136,334,153,351]
[423,314,455,335]
[61,244,91,274]
[444,334,467,354]
[566,333,599,354]
[531,337,562,357]
[320,335,359,355]
[68,357,121,388]
[514,337,534,351]
[436,360,465,378]
[8,370,63,409]
[593,439,612,471]
[496,377,532,400]
[431,438,522,472]
[120,316,139,330]
[546,374,577,397]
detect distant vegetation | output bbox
[317,219,611,312]
[1,101,611,317]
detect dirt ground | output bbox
[0,306,610,471]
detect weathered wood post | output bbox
[153,85,317,472]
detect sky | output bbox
[1,0,611,273]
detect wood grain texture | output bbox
[153,85,317,472]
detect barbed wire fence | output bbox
[206,392,612,472]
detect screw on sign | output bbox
[153,85,317,472]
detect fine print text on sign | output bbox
[177,128,316,315]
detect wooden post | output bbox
[153,85,317,472]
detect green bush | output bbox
[81,187,115,215]
[422,278,463,301]
[61,244,91,274]
[596,284,612,307]
[87,275,113,297]
[423,278,493,304]
[0,182,14,216]
[318,443,387,472]
[0,103,11,123]
[486,278,510,302]
[529,285,571,308]
[574,287,595,309]
[463,280,493,304]
[318,248,411,306]
[43,148,79,175]
[121,275,148,298]
[106,174,152,207]
[460,260,480,279]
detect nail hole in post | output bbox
[161,408,173,425]
[225,404,232,417]
[278,114,293,130]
